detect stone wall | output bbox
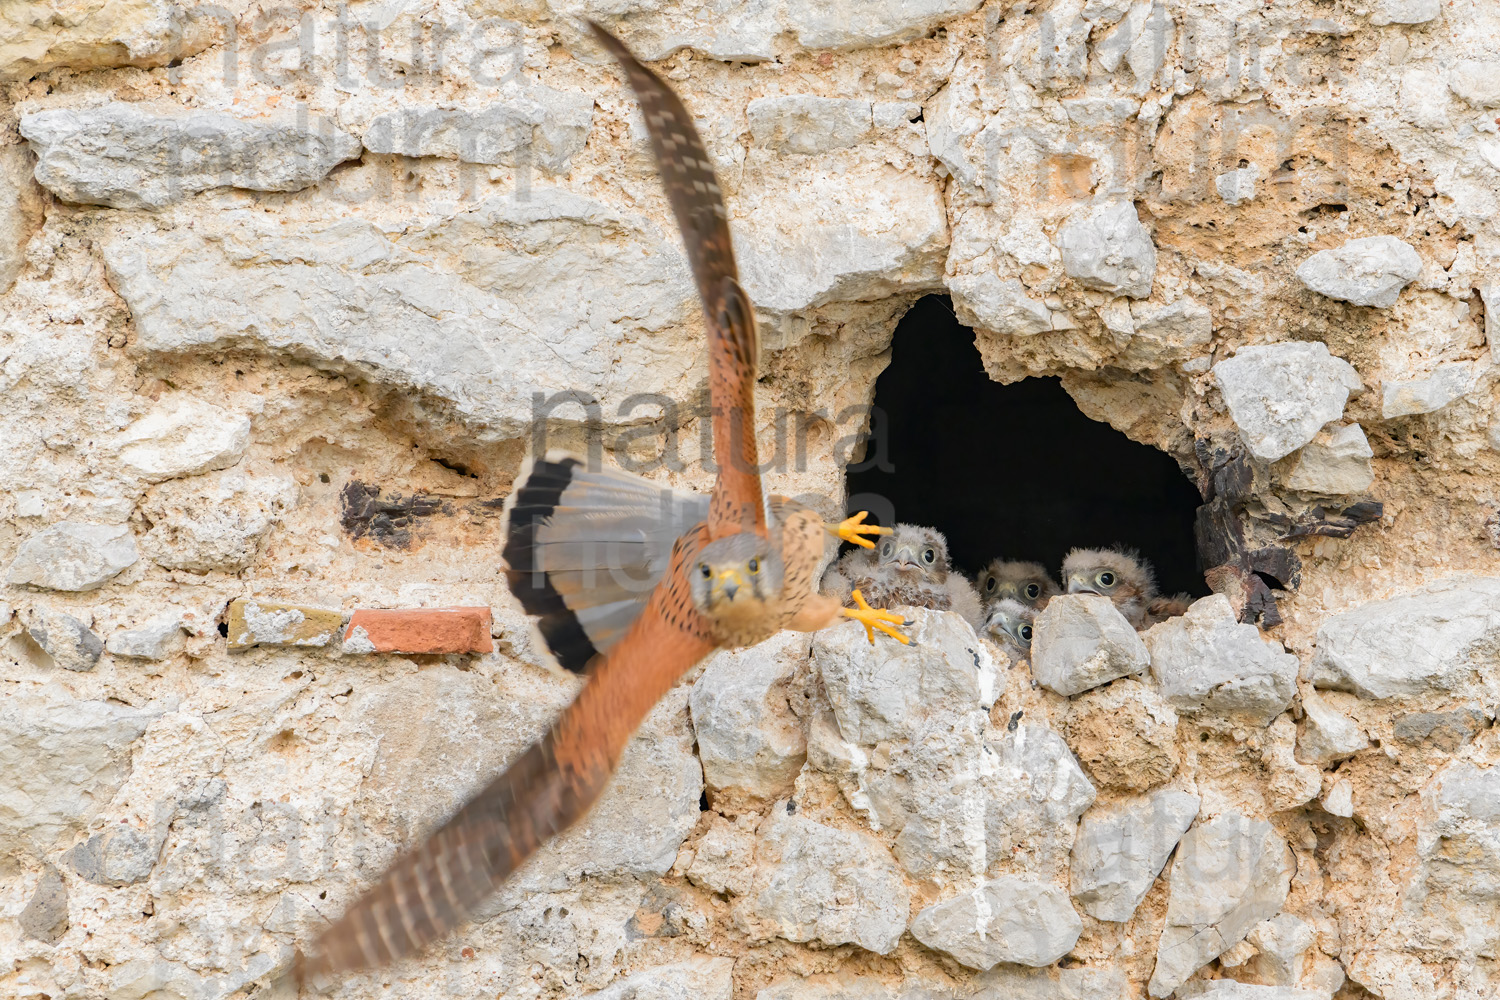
[2,2,1499,999]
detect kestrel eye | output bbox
[700,564,712,579]
[985,577,997,593]
[922,547,936,564]
[881,542,893,557]
[748,558,759,573]
[1019,624,1033,642]
[1025,583,1040,599]
[1098,571,1116,587]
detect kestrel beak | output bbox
[1068,577,1099,596]
[713,568,747,602]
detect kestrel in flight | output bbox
[287,22,907,988]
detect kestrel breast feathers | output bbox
[287,23,907,987]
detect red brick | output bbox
[343,607,493,655]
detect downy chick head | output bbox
[984,597,1036,652]
[690,533,783,625]
[978,559,1060,610]
[1062,546,1157,626]
[875,524,952,582]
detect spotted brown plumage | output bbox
[286,25,905,988]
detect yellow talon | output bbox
[832,511,892,549]
[841,588,911,645]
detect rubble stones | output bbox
[18,866,69,943]
[910,876,1082,968]
[1145,596,1299,724]
[987,723,1098,866]
[1,142,42,293]
[1149,812,1294,996]
[1381,362,1474,419]
[1061,679,1180,791]
[749,803,911,955]
[1306,576,1500,699]
[686,815,757,896]
[105,616,184,660]
[67,825,156,886]
[21,104,362,209]
[140,472,296,572]
[1031,594,1151,697]
[1280,424,1375,494]
[1294,236,1422,308]
[587,958,734,1000]
[748,96,876,154]
[950,273,1054,336]
[1055,201,1157,298]
[26,609,105,672]
[7,522,140,591]
[1411,763,1500,957]
[691,632,809,806]
[1295,690,1369,765]
[226,599,345,650]
[116,396,251,483]
[363,87,593,173]
[1393,707,1487,751]
[1212,343,1362,462]
[1070,788,1200,922]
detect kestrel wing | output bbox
[590,22,765,540]
[291,534,717,986]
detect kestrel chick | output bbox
[1062,546,1160,630]
[832,523,985,627]
[984,597,1036,662]
[977,559,1060,611]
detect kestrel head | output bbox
[1062,547,1157,626]
[977,559,1060,610]
[875,523,952,582]
[690,532,783,624]
[984,597,1036,651]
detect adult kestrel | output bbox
[287,23,906,987]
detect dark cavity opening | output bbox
[845,295,1209,598]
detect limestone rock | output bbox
[0,688,161,851]
[0,1,217,82]
[7,522,139,591]
[1305,576,1500,699]
[1148,812,1295,997]
[986,723,1098,866]
[1294,236,1422,308]
[686,815,757,896]
[784,0,986,50]
[1410,763,1500,957]
[1145,596,1299,724]
[749,803,911,955]
[1280,424,1374,494]
[1244,913,1318,988]
[1369,0,1440,25]
[971,965,1132,999]
[363,85,593,173]
[67,825,156,886]
[1061,679,1180,791]
[1070,788,1200,922]
[1295,690,1368,765]
[1176,984,1325,999]
[105,616,184,660]
[950,273,1053,336]
[1393,707,1487,751]
[690,632,809,807]
[1261,717,1323,812]
[814,608,1001,745]
[19,866,69,943]
[1212,343,1362,462]
[1031,594,1151,697]
[140,471,297,572]
[1448,60,1500,108]
[587,958,734,1000]
[1216,164,1260,206]
[1381,362,1474,418]
[115,396,251,483]
[748,96,875,154]
[26,608,105,672]
[1056,201,1157,299]
[1323,779,1354,817]
[102,191,701,443]
[1126,297,1214,364]
[226,599,344,649]
[910,877,1082,969]
[1,142,43,293]
[21,104,361,209]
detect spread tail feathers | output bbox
[502,452,709,672]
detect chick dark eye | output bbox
[1098,571,1116,587]
[985,577,997,593]
[700,564,712,579]
[1025,583,1040,599]
[922,547,936,564]
[881,542,893,557]
[1019,624,1033,642]
[748,558,759,573]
